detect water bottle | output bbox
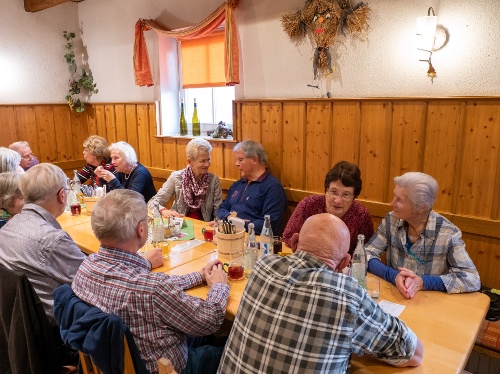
[259,215,273,257]
[72,170,81,194]
[151,203,164,245]
[244,223,258,277]
[351,234,367,289]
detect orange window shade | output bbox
[181,31,226,88]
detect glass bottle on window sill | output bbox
[192,98,200,136]
[179,99,188,136]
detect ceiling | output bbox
[24,0,76,12]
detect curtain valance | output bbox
[134,0,240,87]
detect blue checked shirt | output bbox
[72,246,230,374]
[217,250,417,373]
[366,211,481,293]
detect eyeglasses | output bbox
[57,187,72,197]
[235,157,250,163]
[20,153,35,160]
[326,189,354,201]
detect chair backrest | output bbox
[0,265,60,374]
[78,335,177,374]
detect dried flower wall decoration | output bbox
[281,0,370,80]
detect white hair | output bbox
[393,172,438,212]
[19,163,66,204]
[0,172,22,209]
[9,141,30,152]
[234,140,267,165]
[108,141,137,165]
[186,138,212,160]
[0,147,21,173]
[91,189,147,243]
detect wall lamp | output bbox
[416,7,447,80]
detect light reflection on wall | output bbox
[0,56,20,101]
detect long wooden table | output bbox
[59,211,489,372]
[166,256,489,373]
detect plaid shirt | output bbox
[217,251,417,374]
[366,211,480,293]
[72,246,229,374]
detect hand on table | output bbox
[143,248,164,269]
[95,166,115,182]
[160,209,184,218]
[201,260,227,287]
[396,267,423,299]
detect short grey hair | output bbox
[393,172,438,212]
[186,138,212,160]
[0,172,22,209]
[234,140,267,165]
[91,189,147,243]
[0,147,21,173]
[19,163,66,204]
[108,141,137,165]
[9,141,30,152]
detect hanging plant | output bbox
[63,31,98,112]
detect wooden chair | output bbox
[78,336,177,374]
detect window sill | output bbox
[154,134,238,143]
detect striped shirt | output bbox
[77,159,117,187]
[217,251,417,373]
[72,246,230,374]
[0,204,86,325]
[366,211,481,293]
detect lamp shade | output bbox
[416,14,438,56]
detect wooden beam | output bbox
[24,0,71,12]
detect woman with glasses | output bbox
[282,161,373,257]
[77,135,117,187]
[147,138,222,221]
[366,172,480,299]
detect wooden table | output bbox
[58,212,217,272]
[166,256,489,373]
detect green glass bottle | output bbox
[179,99,188,136]
[192,98,200,136]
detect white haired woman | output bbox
[0,147,24,174]
[0,173,25,228]
[96,141,156,202]
[148,138,222,221]
[366,172,480,299]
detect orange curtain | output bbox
[134,0,240,87]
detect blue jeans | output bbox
[181,336,225,374]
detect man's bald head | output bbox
[294,213,351,271]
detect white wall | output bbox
[2,0,499,104]
[0,1,80,104]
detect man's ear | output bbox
[336,253,351,273]
[290,233,299,253]
[137,221,147,240]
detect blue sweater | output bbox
[216,171,287,235]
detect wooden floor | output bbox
[464,345,500,374]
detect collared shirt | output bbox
[216,170,287,235]
[217,251,417,373]
[147,169,222,222]
[0,203,86,325]
[77,158,117,187]
[282,194,374,256]
[366,211,481,293]
[72,246,230,374]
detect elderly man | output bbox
[0,163,86,325]
[72,189,230,374]
[216,140,286,235]
[9,141,39,171]
[366,172,480,299]
[218,214,423,373]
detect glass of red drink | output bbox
[202,227,215,241]
[223,259,245,281]
[70,203,81,216]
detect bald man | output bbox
[218,213,423,373]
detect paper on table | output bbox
[378,300,406,317]
[170,239,205,253]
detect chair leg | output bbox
[158,357,177,374]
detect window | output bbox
[158,31,234,137]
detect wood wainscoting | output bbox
[1,98,499,287]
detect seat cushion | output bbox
[476,319,500,353]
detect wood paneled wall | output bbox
[1,98,499,288]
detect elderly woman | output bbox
[77,135,117,187]
[0,172,24,228]
[366,172,481,299]
[96,141,156,202]
[148,138,222,221]
[0,147,24,174]
[282,161,373,257]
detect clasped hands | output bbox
[200,259,228,287]
[95,166,115,182]
[395,267,424,299]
